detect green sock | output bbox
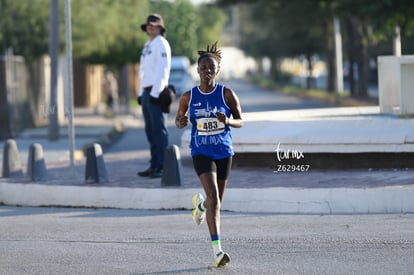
[211,234,222,256]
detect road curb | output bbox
[1,182,413,214]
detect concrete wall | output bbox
[0,54,107,135]
[378,55,414,115]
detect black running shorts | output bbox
[192,155,233,180]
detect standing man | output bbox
[137,14,171,178]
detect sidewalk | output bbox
[1,107,414,214]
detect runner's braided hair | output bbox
[197,41,222,65]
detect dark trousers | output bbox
[141,91,168,170]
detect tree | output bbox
[0,0,50,137]
[150,0,226,62]
[334,0,414,97]
[0,0,49,62]
[0,0,227,130]
[217,0,414,97]
[1,0,226,66]
[70,0,150,66]
[220,0,327,89]
[193,3,227,59]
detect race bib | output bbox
[196,117,225,136]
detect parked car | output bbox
[169,56,194,96]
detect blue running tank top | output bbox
[189,83,234,159]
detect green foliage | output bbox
[150,0,226,62]
[195,3,227,57]
[150,0,199,60]
[218,0,414,96]
[70,0,150,65]
[333,0,414,39]
[0,0,225,66]
[0,0,49,62]
[235,0,327,61]
[220,0,414,58]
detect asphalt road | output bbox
[1,206,413,275]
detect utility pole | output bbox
[48,0,60,140]
[65,0,76,171]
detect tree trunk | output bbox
[357,44,369,98]
[119,64,130,114]
[306,53,314,89]
[255,57,264,75]
[343,18,357,96]
[270,57,281,81]
[355,23,372,98]
[0,60,12,141]
[324,19,335,93]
